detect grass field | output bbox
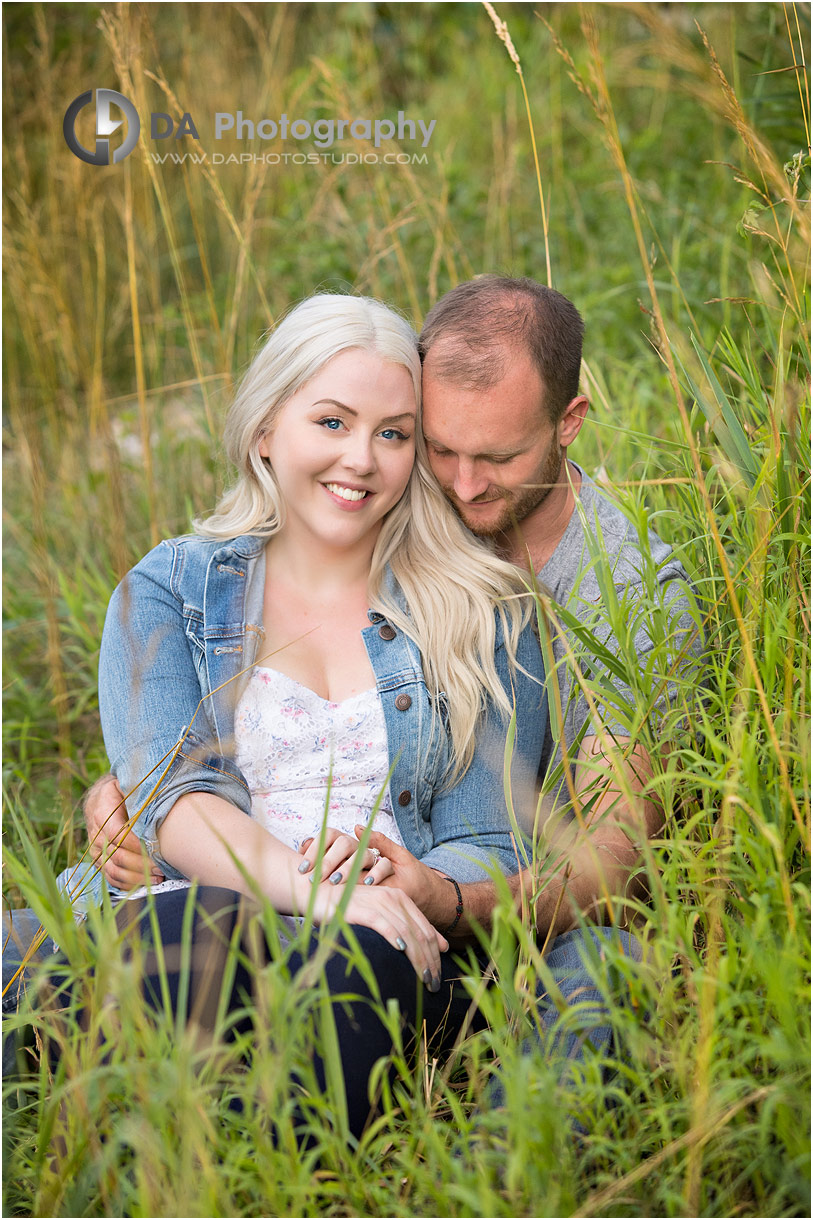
[2,3,810,1216]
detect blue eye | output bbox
[379,428,408,441]
[319,417,343,430]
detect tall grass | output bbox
[3,3,810,1216]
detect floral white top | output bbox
[233,666,405,852]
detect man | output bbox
[4,277,699,1079]
[363,276,700,945]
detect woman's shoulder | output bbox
[126,532,265,595]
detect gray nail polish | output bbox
[364,875,375,885]
[423,968,432,987]
[329,871,342,885]
[395,937,407,952]
[430,974,441,994]
[298,860,310,873]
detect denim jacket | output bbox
[98,533,547,885]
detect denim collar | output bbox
[214,533,267,560]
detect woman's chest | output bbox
[260,593,377,703]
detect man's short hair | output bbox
[418,276,584,422]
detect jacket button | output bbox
[378,624,396,640]
[397,790,412,806]
[394,693,412,711]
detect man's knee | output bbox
[538,927,641,995]
[532,926,644,1058]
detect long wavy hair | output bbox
[196,294,534,779]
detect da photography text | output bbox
[63,89,436,166]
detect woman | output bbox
[62,293,547,1135]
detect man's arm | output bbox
[461,734,661,940]
[83,774,165,889]
[367,733,662,940]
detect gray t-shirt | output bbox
[534,465,701,808]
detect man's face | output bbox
[421,345,564,537]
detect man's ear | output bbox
[557,395,589,448]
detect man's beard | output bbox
[445,445,564,539]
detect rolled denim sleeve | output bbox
[420,619,546,882]
[98,544,252,878]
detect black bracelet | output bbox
[440,874,464,936]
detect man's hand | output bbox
[83,774,164,889]
[359,827,461,932]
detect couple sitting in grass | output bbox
[3,276,699,1139]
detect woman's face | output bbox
[258,348,417,553]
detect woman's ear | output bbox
[257,432,271,459]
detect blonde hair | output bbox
[197,294,533,779]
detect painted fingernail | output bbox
[395,937,407,952]
[329,871,342,885]
[423,968,432,988]
[364,875,375,885]
[298,860,311,873]
[430,974,441,994]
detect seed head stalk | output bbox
[784,3,810,155]
[482,2,552,287]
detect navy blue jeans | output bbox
[3,896,639,1136]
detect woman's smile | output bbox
[322,481,374,506]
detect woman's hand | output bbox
[297,826,395,886]
[310,880,447,991]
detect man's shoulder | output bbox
[540,468,688,607]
